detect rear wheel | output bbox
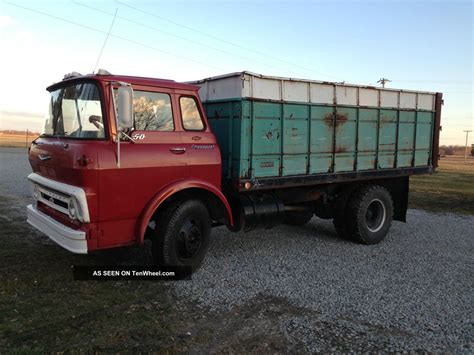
[152,200,211,270]
[345,185,393,244]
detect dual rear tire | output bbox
[333,185,393,244]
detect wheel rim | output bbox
[365,199,386,233]
[176,217,203,261]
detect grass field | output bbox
[0,132,39,148]
[409,156,474,215]
[0,197,191,352]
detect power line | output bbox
[71,0,292,74]
[442,91,473,94]
[92,7,118,73]
[4,1,227,72]
[392,80,473,84]
[115,0,343,80]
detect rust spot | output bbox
[335,113,348,128]
[323,113,333,126]
[335,146,349,153]
[323,112,348,130]
[264,129,280,140]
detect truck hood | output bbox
[28,137,101,222]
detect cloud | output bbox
[0,110,44,132]
[0,15,16,28]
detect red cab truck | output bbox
[27,70,442,270]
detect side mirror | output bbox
[117,86,134,129]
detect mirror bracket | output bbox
[119,129,136,143]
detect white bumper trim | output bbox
[27,204,88,254]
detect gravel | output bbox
[0,147,31,200]
[175,211,474,352]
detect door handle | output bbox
[170,147,186,154]
[192,136,202,141]
[38,154,51,161]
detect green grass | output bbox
[0,196,185,352]
[409,159,474,215]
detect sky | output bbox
[0,0,472,145]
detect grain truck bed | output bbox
[189,72,442,191]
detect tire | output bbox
[152,199,211,271]
[284,210,313,226]
[345,185,393,244]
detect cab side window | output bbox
[133,90,174,131]
[180,96,204,131]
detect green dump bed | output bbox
[191,72,442,189]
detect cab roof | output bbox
[48,73,199,92]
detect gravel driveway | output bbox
[176,211,473,352]
[2,146,473,352]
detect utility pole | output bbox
[463,130,472,163]
[377,78,391,88]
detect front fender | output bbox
[136,179,233,244]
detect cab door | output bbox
[98,86,187,247]
[176,93,221,189]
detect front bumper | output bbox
[27,204,88,254]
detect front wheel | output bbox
[345,185,393,244]
[152,200,211,271]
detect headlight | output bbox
[68,199,78,219]
[33,185,40,200]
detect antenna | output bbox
[92,8,118,73]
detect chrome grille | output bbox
[34,184,72,217]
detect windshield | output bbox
[42,82,105,139]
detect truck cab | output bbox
[27,71,232,266]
